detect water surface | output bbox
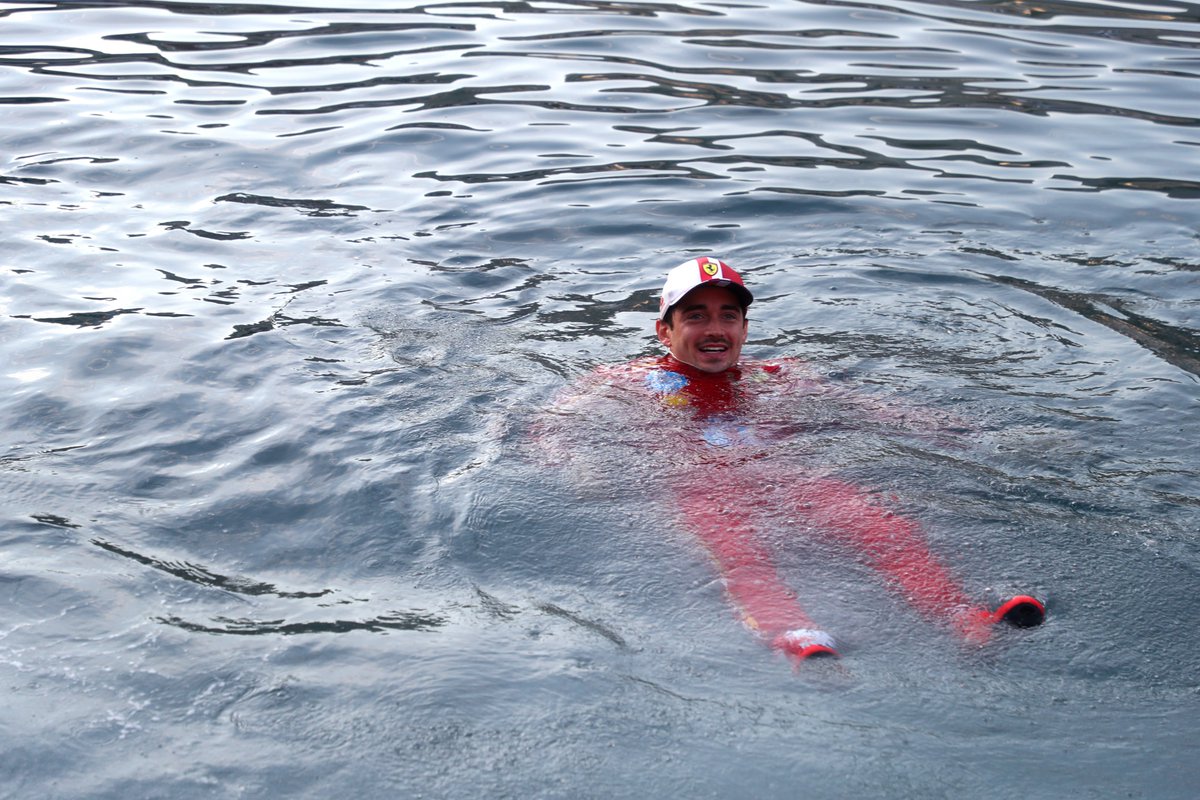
[2,0,1199,797]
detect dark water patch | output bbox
[1,445,86,474]
[23,308,143,328]
[156,268,207,286]
[214,192,370,215]
[0,173,57,185]
[536,602,629,648]
[158,612,445,636]
[29,512,83,529]
[37,233,87,244]
[257,83,557,116]
[473,585,521,620]
[980,271,1200,377]
[1050,174,1200,197]
[227,317,275,339]
[262,67,480,96]
[91,538,333,599]
[103,22,480,57]
[227,310,344,340]
[1146,255,1200,272]
[159,220,251,240]
[386,119,490,132]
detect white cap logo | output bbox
[659,257,753,320]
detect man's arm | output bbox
[769,358,975,442]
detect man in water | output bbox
[544,256,1044,661]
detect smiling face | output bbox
[655,284,749,373]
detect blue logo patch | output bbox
[645,369,688,395]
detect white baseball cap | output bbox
[658,256,753,320]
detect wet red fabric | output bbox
[546,355,995,652]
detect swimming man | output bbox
[542,256,1045,661]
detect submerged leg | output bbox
[787,476,999,643]
[673,472,837,659]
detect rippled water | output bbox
[3,0,1199,797]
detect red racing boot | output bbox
[992,595,1046,628]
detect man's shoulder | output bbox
[553,358,663,403]
[630,355,810,379]
[584,356,662,382]
[579,355,816,390]
[739,356,810,380]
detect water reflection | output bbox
[1,0,1198,796]
[982,271,1200,376]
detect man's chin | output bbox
[687,354,735,373]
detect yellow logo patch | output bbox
[701,259,719,277]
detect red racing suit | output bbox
[539,354,996,657]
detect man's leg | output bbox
[787,476,996,643]
[672,470,837,659]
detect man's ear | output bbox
[655,319,672,349]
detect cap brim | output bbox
[660,280,754,319]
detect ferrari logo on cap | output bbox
[701,258,720,277]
